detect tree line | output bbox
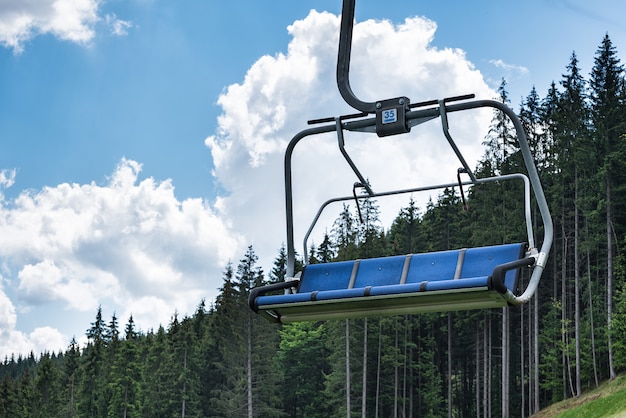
[1,33,626,417]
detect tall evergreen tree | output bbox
[33,352,62,417]
[140,326,172,417]
[589,33,626,381]
[331,204,358,261]
[108,316,142,418]
[316,231,335,263]
[78,306,107,417]
[483,78,517,173]
[209,248,282,417]
[559,51,591,398]
[62,338,80,417]
[387,197,423,255]
[270,244,288,282]
[277,322,329,417]
[356,197,385,258]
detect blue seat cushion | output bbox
[255,243,526,309]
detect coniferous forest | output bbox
[2,34,626,417]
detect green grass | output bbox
[533,374,626,418]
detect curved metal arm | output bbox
[490,257,536,295]
[337,0,377,113]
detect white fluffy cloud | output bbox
[1,9,500,357]
[490,59,530,78]
[0,0,130,53]
[0,158,243,357]
[206,10,496,268]
[0,280,66,357]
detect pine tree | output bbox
[78,306,107,417]
[61,338,80,417]
[209,249,282,417]
[387,197,423,255]
[483,78,517,173]
[108,315,142,418]
[0,374,19,417]
[278,322,329,417]
[270,244,288,283]
[560,51,591,398]
[331,204,358,261]
[316,231,335,263]
[589,33,626,381]
[33,352,62,417]
[168,315,202,417]
[140,326,172,417]
[356,197,386,258]
[520,86,551,171]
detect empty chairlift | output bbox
[249,0,553,324]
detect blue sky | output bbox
[0,0,624,357]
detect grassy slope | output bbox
[533,374,626,418]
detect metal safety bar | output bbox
[301,172,536,263]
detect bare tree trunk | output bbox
[376,319,382,418]
[502,308,509,418]
[394,319,399,418]
[574,171,581,397]
[561,224,568,400]
[534,290,540,414]
[247,317,253,418]
[346,319,351,418]
[483,315,488,418]
[488,315,492,418]
[402,317,408,418]
[409,321,414,416]
[476,327,480,418]
[448,313,453,418]
[585,220,599,387]
[362,318,368,418]
[519,305,530,418]
[607,177,616,380]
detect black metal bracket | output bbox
[375,97,411,137]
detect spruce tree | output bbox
[386,197,423,255]
[33,352,62,417]
[61,338,80,417]
[331,204,358,261]
[140,326,172,417]
[108,315,142,418]
[589,34,626,380]
[356,197,385,258]
[78,306,107,417]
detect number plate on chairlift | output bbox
[382,109,397,124]
[375,97,411,137]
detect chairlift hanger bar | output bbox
[338,0,415,136]
[337,0,375,113]
[334,0,481,137]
